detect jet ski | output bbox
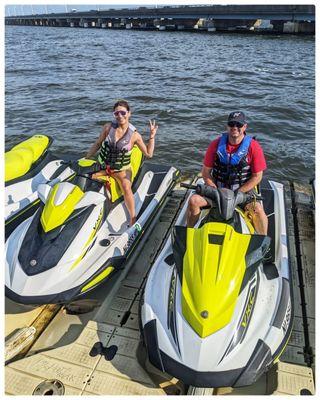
[140,178,293,388]
[5,145,179,305]
[5,134,74,239]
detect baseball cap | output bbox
[228,111,246,125]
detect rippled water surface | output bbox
[5,26,315,182]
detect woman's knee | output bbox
[120,180,132,194]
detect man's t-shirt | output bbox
[203,135,267,173]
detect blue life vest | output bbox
[212,133,252,190]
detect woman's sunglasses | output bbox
[113,110,127,117]
[227,121,244,128]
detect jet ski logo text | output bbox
[124,223,142,254]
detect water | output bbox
[5,26,315,183]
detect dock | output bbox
[5,177,315,395]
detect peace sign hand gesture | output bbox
[149,120,158,139]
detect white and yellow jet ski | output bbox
[5,146,179,305]
[5,134,74,239]
[140,178,293,388]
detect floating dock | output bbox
[5,177,315,395]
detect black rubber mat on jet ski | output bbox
[18,205,95,275]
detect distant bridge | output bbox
[5,4,315,34]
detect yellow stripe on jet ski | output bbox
[81,266,114,293]
[273,321,294,363]
[5,135,50,182]
[236,207,255,234]
[5,199,41,225]
[40,184,84,232]
[69,206,104,271]
[182,222,251,338]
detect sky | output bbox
[5,0,316,17]
[4,3,205,17]
[5,4,158,16]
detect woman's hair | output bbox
[113,100,130,111]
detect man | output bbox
[187,111,268,235]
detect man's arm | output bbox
[201,166,217,188]
[238,171,263,193]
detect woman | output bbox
[86,100,158,226]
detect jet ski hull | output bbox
[5,163,179,305]
[140,178,293,388]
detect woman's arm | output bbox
[134,120,158,158]
[86,124,110,158]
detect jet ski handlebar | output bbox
[180,183,198,190]
[61,160,101,175]
[181,183,263,219]
[61,160,105,186]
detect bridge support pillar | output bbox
[212,19,256,31]
[282,20,314,34]
[138,18,155,29]
[80,19,89,28]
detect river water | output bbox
[5,26,315,183]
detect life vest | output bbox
[98,121,136,171]
[212,133,252,190]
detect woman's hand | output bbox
[149,119,158,139]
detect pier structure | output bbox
[5,5,315,34]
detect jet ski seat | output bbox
[5,135,52,183]
[97,145,143,202]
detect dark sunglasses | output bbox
[113,110,127,117]
[228,121,244,128]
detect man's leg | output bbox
[245,202,268,235]
[187,194,210,228]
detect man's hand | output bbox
[238,171,263,193]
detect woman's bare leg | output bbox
[92,170,108,179]
[112,169,136,226]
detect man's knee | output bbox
[188,194,207,211]
[245,202,266,218]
